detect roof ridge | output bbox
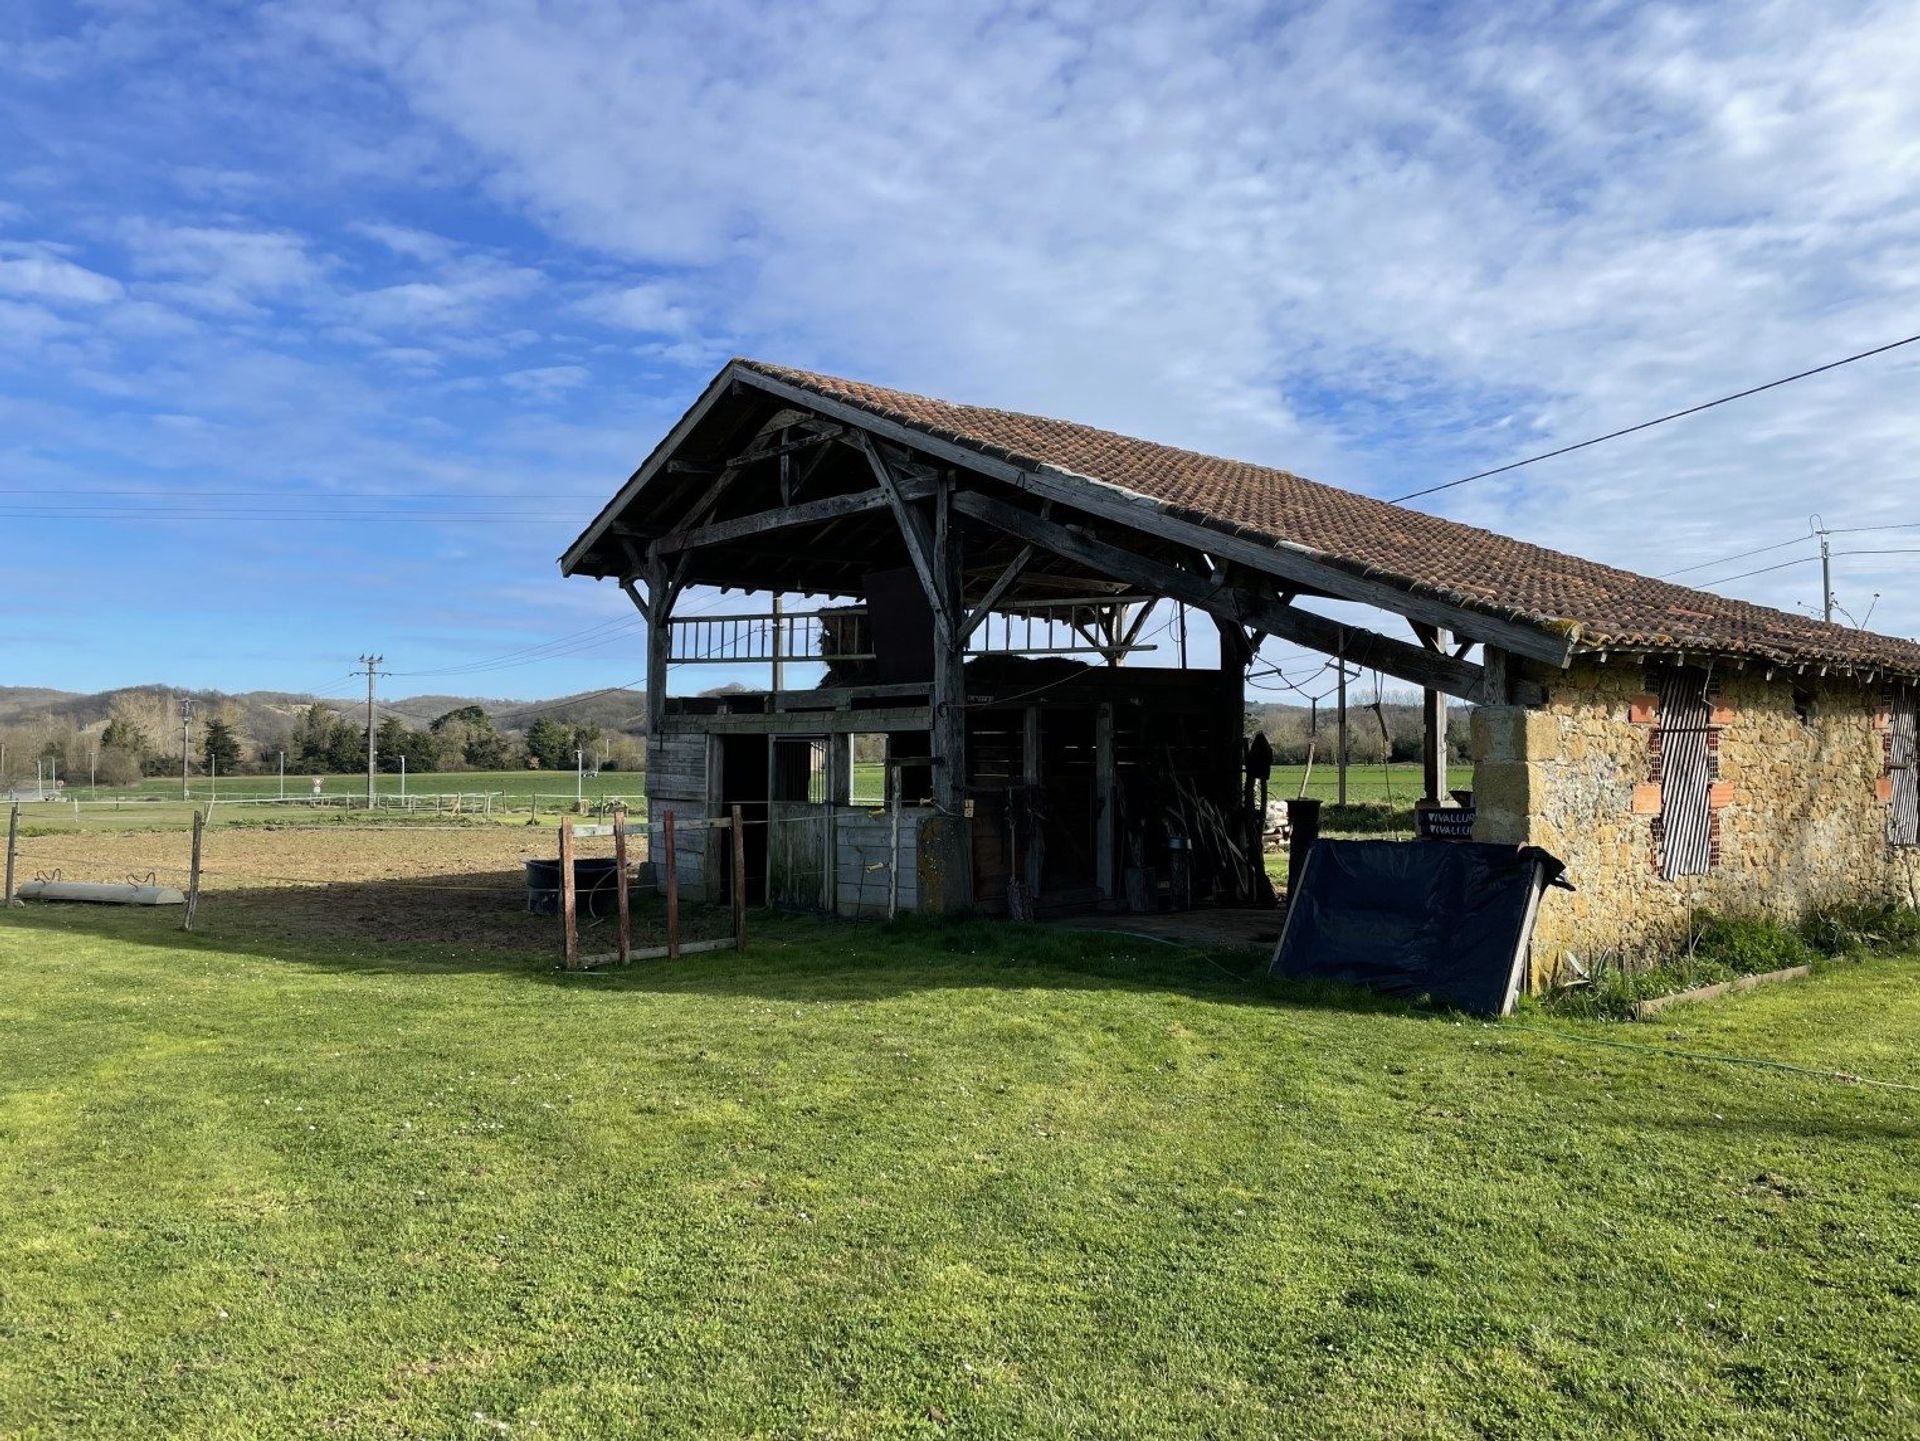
[726,357,1920,678]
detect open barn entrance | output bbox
[717,734,768,907]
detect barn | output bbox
[561,359,1920,984]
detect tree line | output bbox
[5,693,640,787]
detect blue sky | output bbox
[3,0,1918,705]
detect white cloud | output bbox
[0,250,124,305]
[349,256,542,330]
[272,0,1920,634]
[350,220,456,262]
[122,222,322,313]
[501,363,590,397]
[578,280,691,334]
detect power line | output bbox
[1658,534,1818,578]
[1390,331,1920,503]
[1696,554,1821,585]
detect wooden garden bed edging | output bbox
[1629,964,1812,1020]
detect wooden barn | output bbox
[561,360,1920,979]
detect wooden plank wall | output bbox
[647,732,712,898]
[835,807,928,916]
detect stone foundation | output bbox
[1473,660,1920,987]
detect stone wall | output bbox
[1473,659,1920,986]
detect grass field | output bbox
[3,890,1917,1437]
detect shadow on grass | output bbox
[0,873,1431,1021]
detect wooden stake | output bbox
[4,803,19,908]
[558,821,578,969]
[731,804,747,950]
[614,813,632,965]
[664,809,680,960]
[183,808,205,931]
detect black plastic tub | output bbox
[523,856,625,918]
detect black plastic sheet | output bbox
[1270,840,1569,1015]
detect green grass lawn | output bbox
[3,904,1916,1438]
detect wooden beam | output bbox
[661,705,934,735]
[731,365,1574,667]
[961,544,1034,639]
[952,490,1503,703]
[856,433,943,627]
[654,479,933,556]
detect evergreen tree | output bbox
[202,719,242,774]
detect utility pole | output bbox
[358,655,384,811]
[179,697,195,801]
[770,593,787,694]
[1820,528,1833,624]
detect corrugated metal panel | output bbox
[1657,667,1714,879]
[1892,688,1918,848]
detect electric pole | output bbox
[179,697,195,801]
[1820,529,1833,624]
[358,655,385,811]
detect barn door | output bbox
[767,736,831,910]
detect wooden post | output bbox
[183,808,205,931]
[4,803,19,908]
[558,821,578,969]
[929,471,971,912]
[1416,625,1448,804]
[614,813,632,965]
[888,781,903,920]
[1336,651,1349,806]
[731,804,747,950]
[1094,701,1115,902]
[664,809,680,959]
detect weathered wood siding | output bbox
[646,733,712,899]
[834,807,928,916]
[768,800,831,910]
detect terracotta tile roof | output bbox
[739,359,1920,680]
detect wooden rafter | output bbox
[953,490,1515,703]
[728,364,1574,667]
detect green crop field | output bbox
[3,891,1917,1437]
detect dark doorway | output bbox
[718,734,768,906]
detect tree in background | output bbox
[324,720,365,774]
[374,716,440,774]
[430,704,510,770]
[202,718,241,775]
[292,703,342,769]
[522,717,575,771]
[100,715,149,764]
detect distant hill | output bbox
[0,683,648,758]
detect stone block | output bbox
[1473,759,1547,819]
[1470,707,1558,764]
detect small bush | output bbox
[1798,901,1920,957]
[1549,902,1920,1020]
